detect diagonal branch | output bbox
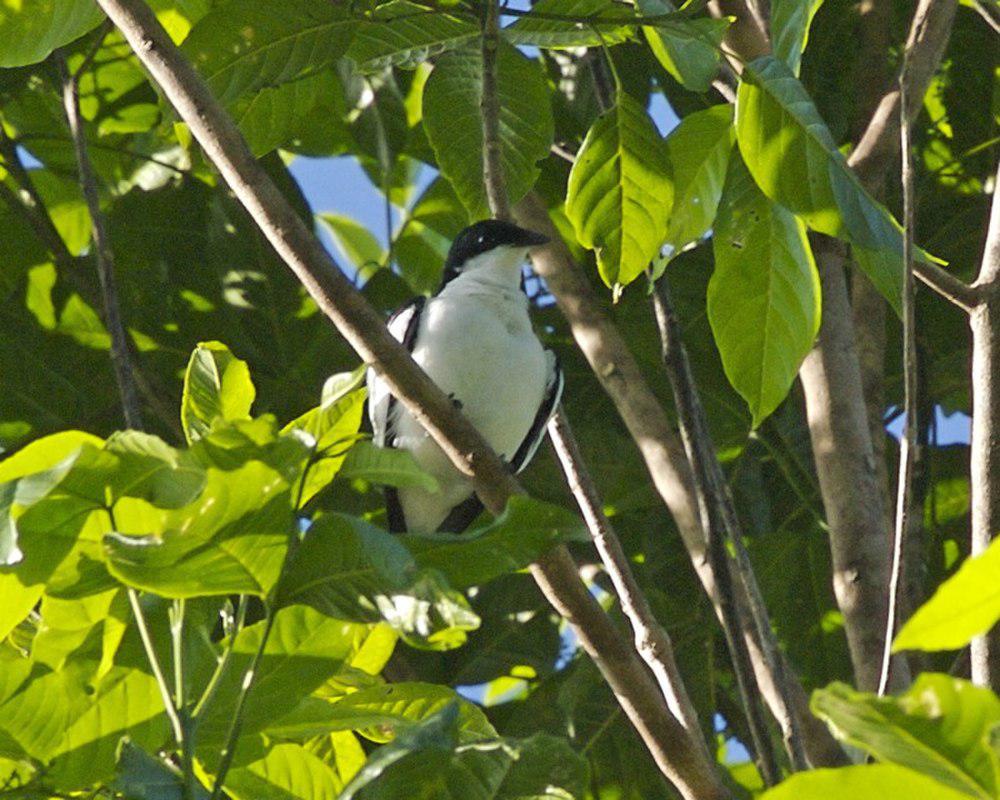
[58,41,143,430]
[95,0,730,796]
[515,191,848,769]
[878,62,920,696]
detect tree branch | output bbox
[58,45,143,430]
[479,0,508,221]
[547,412,705,742]
[878,64,919,696]
[97,0,730,795]
[652,278,809,774]
[515,192,848,768]
[0,131,78,275]
[969,156,1000,689]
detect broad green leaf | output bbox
[225,742,343,800]
[104,470,292,598]
[282,381,367,505]
[662,104,735,257]
[278,513,479,650]
[232,71,339,157]
[196,606,369,749]
[322,683,495,744]
[318,214,387,283]
[639,0,728,92]
[761,764,974,800]
[400,496,585,589]
[181,0,356,104]
[894,536,1000,653]
[770,0,824,76]
[736,56,940,312]
[338,441,439,492]
[112,740,210,800]
[708,156,820,426]
[339,703,587,800]
[0,0,103,67]
[811,675,1000,799]
[46,666,168,790]
[566,90,673,292]
[347,1,478,72]
[423,43,554,221]
[505,0,634,49]
[182,342,256,443]
[31,589,126,677]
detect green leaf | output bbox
[224,742,343,800]
[894,536,1000,653]
[708,156,820,426]
[347,1,479,72]
[317,214,387,283]
[322,683,495,744]
[181,342,256,443]
[112,739,211,800]
[45,666,169,790]
[181,0,356,104]
[196,606,369,749]
[338,441,439,492]
[279,513,479,650]
[811,675,1000,799]
[338,703,587,800]
[639,0,728,92]
[662,104,735,257]
[770,0,824,76]
[423,43,554,221]
[400,496,585,589]
[0,0,103,67]
[233,71,340,157]
[760,764,974,800]
[566,90,673,291]
[282,379,367,505]
[736,56,939,312]
[505,0,634,49]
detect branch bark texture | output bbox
[516,192,848,769]
[970,157,1000,689]
[96,0,730,795]
[60,49,144,431]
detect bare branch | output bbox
[652,278,810,774]
[58,46,143,430]
[0,132,78,275]
[969,156,1000,689]
[516,192,848,768]
[878,63,919,697]
[96,0,731,794]
[547,411,706,742]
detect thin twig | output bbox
[547,411,706,744]
[0,132,78,274]
[192,595,249,719]
[58,50,143,430]
[126,586,186,746]
[169,599,195,800]
[878,64,919,697]
[650,279,784,784]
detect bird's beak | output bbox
[513,226,550,248]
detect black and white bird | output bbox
[367,219,563,533]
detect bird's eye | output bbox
[476,235,485,245]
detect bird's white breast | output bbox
[391,278,548,531]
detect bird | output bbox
[367,218,563,533]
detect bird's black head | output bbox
[439,219,549,289]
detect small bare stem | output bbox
[878,63,919,697]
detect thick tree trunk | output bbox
[970,160,1000,690]
[799,238,909,691]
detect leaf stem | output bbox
[192,595,249,719]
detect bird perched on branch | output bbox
[367,219,563,533]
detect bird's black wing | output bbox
[367,296,425,532]
[510,351,564,474]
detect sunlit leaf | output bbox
[0,0,103,67]
[566,90,673,291]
